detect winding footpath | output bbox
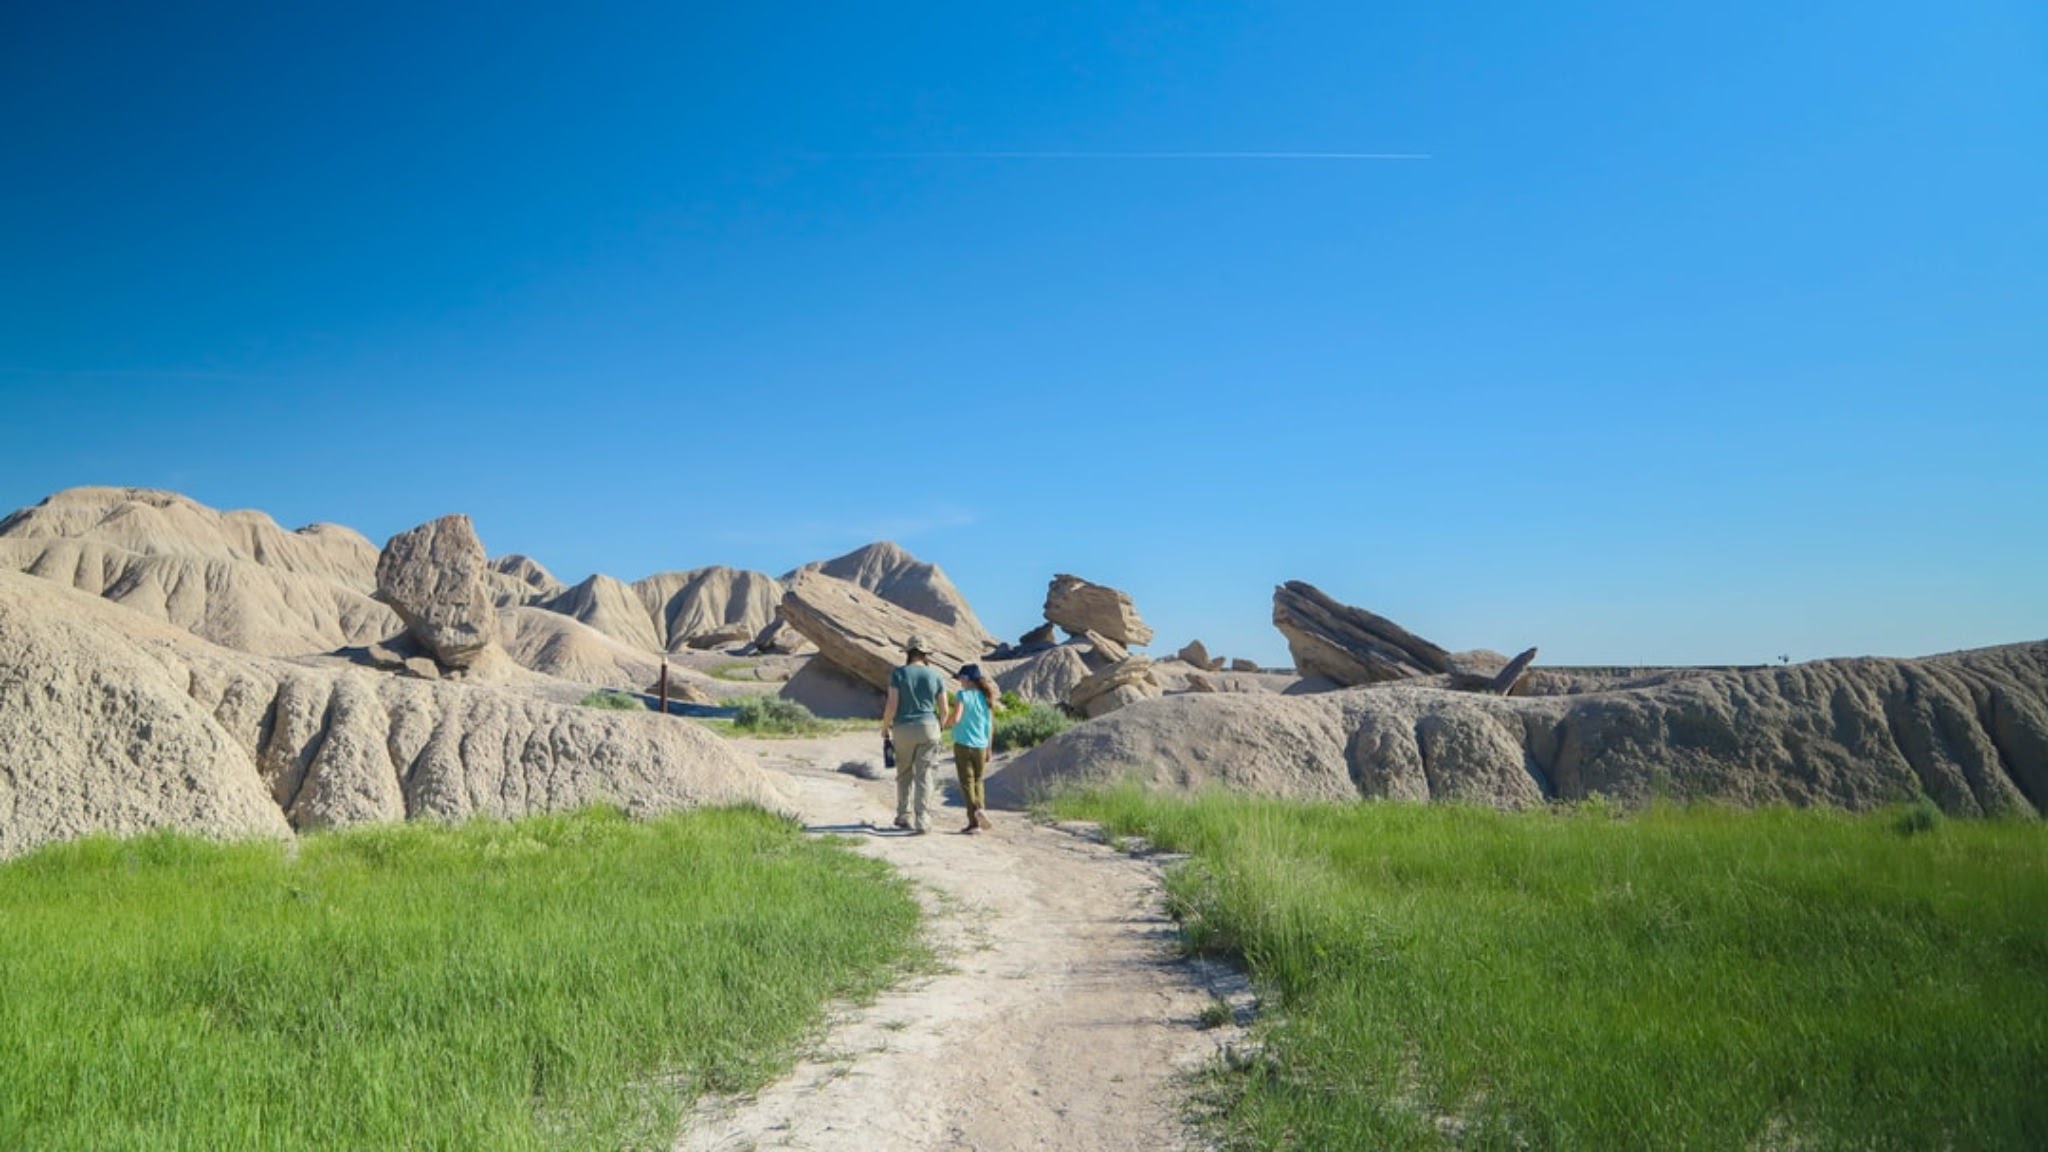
[674,732,1239,1152]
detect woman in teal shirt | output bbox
[946,664,998,834]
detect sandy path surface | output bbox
[674,732,1242,1152]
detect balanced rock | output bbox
[1272,581,1451,685]
[375,515,499,670]
[1044,574,1153,647]
[777,571,984,691]
[1066,655,1163,719]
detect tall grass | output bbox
[0,807,922,1151]
[1055,788,2048,1150]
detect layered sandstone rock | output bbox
[544,574,664,653]
[1044,574,1152,647]
[376,515,500,670]
[787,542,995,647]
[777,571,983,691]
[634,566,783,653]
[990,642,2048,817]
[1271,581,1452,684]
[0,571,792,859]
[1066,656,1164,719]
[486,554,565,607]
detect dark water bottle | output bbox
[883,735,896,768]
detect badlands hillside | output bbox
[0,485,2043,859]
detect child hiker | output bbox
[946,663,997,834]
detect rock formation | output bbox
[544,574,664,653]
[485,554,565,607]
[1272,581,1455,684]
[989,642,2048,818]
[634,566,783,652]
[992,645,1093,705]
[0,571,793,860]
[787,542,995,647]
[1066,656,1164,719]
[375,515,500,670]
[777,571,984,691]
[1044,574,1153,647]
[0,487,399,656]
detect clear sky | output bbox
[3,2,2043,668]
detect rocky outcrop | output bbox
[634,566,783,653]
[748,618,816,657]
[777,571,983,691]
[1066,656,1164,719]
[1272,581,1452,684]
[544,574,663,653]
[0,571,792,859]
[787,542,995,647]
[498,606,666,688]
[993,645,1093,705]
[486,554,565,607]
[989,642,2048,818]
[1044,574,1152,647]
[376,515,500,670]
[0,488,399,656]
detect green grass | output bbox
[577,688,645,711]
[0,807,923,1151]
[1052,787,2048,1150]
[707,662,762,682]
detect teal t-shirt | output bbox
[952,689,992,749]
[889,663,946,723]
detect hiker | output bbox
[881,634,947,834]
[947,663,998,834]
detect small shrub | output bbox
[993,703,1070,753]
[1894,796,1944,836]
[1198,996,1235,1030]
[579,689,646,711]
[997,690,1029,716]
[728,695,825,736]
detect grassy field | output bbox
[0,807,923,1151]
[1052,788,2048,1150]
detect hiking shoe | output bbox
[975,810,994,830]
[893,817,912,830]
[961,820,979,835]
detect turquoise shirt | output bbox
[952,689,993,749]
[888,663,946,723]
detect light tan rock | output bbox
[1044,574,1153,647]
[777,571,984,691]
[544,574,663,653]
[991,643,2048,818]
[1176,640,1212,667]
[0,571,794,858]
[1271,581,1451,685]
[376,515,500,669]
[634,566,784,652]
[485,554,565,607]
[1066,656,1163,719]
[788,542,995,647]
[991,645,1093,705]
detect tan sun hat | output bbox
[904,634,932,656]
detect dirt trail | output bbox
[674,732,1240,1152]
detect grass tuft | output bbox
[1052,785,2048,1150]
[578,688,646,711]
[0,808,922,1151]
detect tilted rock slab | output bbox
[0,571,793,860]
[989,641,2048,818]
[1044,574,1153,647]
[777,571,984,691]
[786,542,995,648]
[1271,581,1452,684]
[376,514,499,670]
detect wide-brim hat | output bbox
[904,634,932,655]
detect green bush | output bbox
[578,689,645,711]
[1894,796,1945,836]
[726,695,825,736]
[992,703,1070,752]
[997,690,1029,716]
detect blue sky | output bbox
[3,2,2043,667]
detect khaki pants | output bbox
[893,718,943,831]
[953,744,989,811]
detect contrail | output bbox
[838,150,1430,161]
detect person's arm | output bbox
[945,690,963,729]
[882,684,898,735]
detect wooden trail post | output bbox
[658,661,670,716]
